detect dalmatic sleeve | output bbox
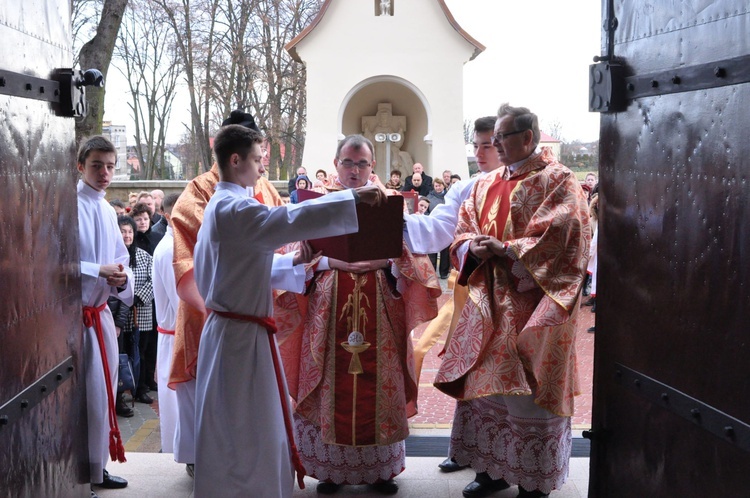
[504,169,590,312]
[450,179,486,285]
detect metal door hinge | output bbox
[0,67,104,117]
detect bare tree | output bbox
[202,0,320,180]
[155,0,221,176]
[542,118,565,141]
[75,0,129,142]
[463,119,474,144]
[115,0,181,179]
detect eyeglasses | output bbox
[338,159,371,169]
[492,129,529,143]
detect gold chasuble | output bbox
[434,149,590,417]
[169,166,282,386]
[276,177,440,447]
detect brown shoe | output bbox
[115,393,134,417]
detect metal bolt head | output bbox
[714,67,726,77]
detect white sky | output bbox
[103,0,602,145]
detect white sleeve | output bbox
[403,178,474,253]
[270,252,307,293]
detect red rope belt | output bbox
[82,302,127,463]
[157,326,175,335]
[209,309,306,489]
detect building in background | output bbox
[102,121,129,180]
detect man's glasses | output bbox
[339,159,371,169]
[492,129,528,143]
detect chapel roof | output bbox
[285,0,485,62]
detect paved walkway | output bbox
[110,279,595,496]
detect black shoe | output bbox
[185,464,194,478]
[591,302,596,313]
[370,479,398,495]
[90,488,99,498]
[438,456,468,473]
[147,381,158,392]
[582,297,595,307]
[98,470,128,489]
[135,392,154,404]
[115,393,134,417]
[462,472,510,498]
[587,326,596,333]
[316,481,341,494]
[517,486,549,498]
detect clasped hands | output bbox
[100,263,128,287]
[469,235,508,261]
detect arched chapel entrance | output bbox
[340,76,431,182]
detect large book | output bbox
[297,189,404,262]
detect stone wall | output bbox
[107,180,290,203]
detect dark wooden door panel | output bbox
[0,1,89,496]
[589,1,750,496]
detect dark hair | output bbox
[162,193,180,214]
[315,169,327,178]
[497,103,540,146]
[77,135,116,165]
[213,125,264,173]
[118,214,136,232]
[109,199,125,209]
[117,215,138,266]
[450,174,462,181]
[336,135,375,160]
[474,116,496,134]
[391,169,402,178]
[221,109,260,132]
[130,202,151,219]
[296,175,310,189]
[419,196,430,204]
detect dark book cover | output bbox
[297,189,404,262]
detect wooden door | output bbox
[0,1,90,496]
[588,1,750,496]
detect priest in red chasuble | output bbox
[434,104,590,498]
[275,135,440,495]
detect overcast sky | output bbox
[103,0,603,144]
[444,0,603,142]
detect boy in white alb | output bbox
[192,125,386,497]
[76,136,134,495]
[151,193,180,454]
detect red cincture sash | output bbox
[82,302,127,463]
[157,326,175,335]
[209,309,306,489]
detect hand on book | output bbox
[355,185,387,206]
[293,241,322,265]
[329,258,390,273]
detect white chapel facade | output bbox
[286,0,484,181]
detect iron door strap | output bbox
[614,363,750,453]
[590,54,750,113]
[0,67,103,117]
[0,357,74,430]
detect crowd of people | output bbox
[78,104,595,498]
